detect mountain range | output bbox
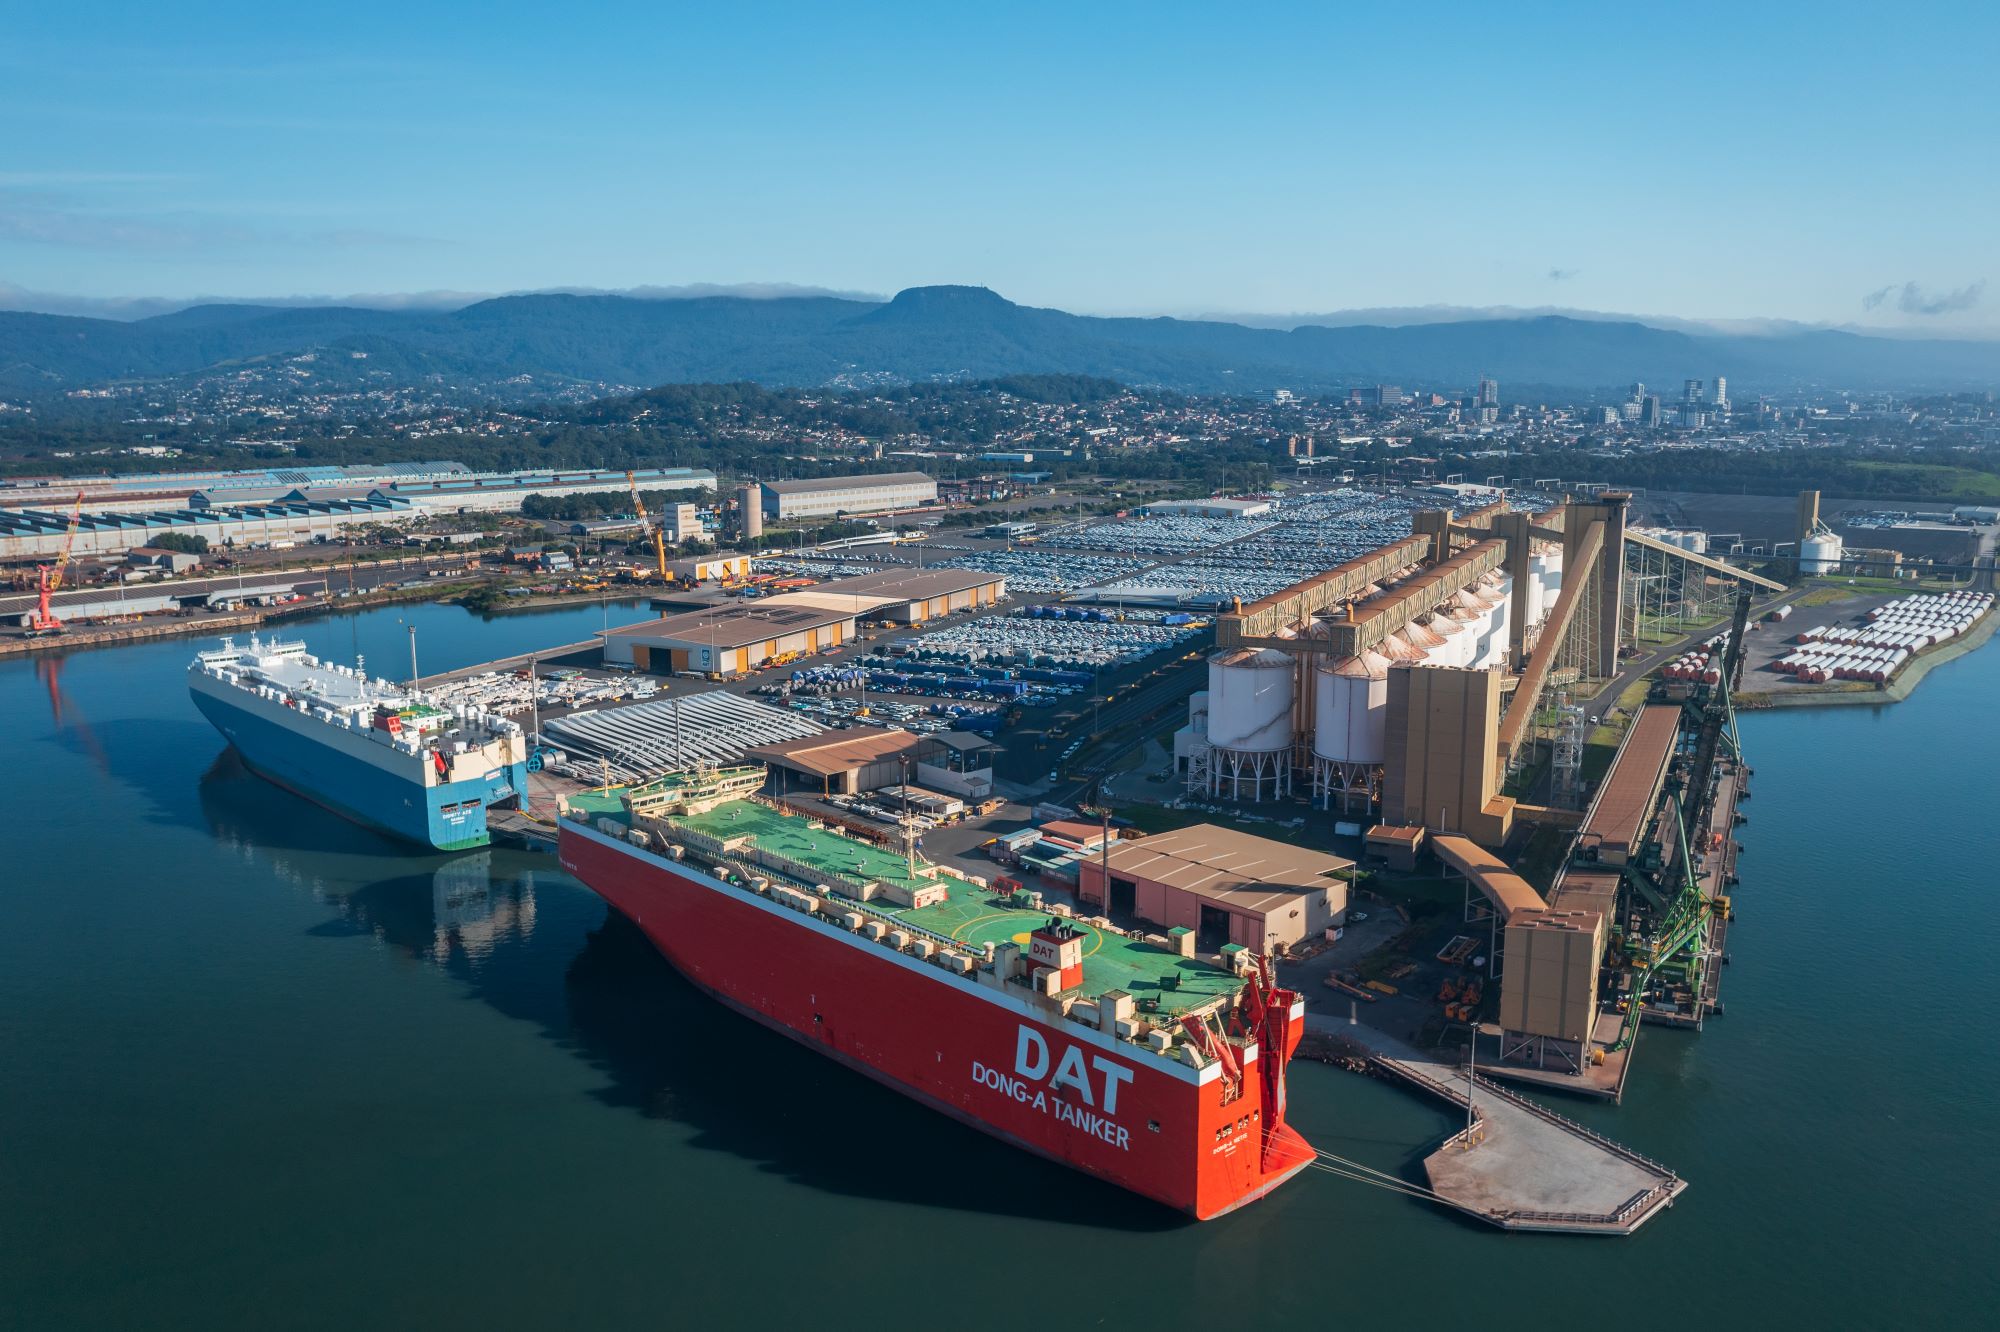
[2,285,1996,399]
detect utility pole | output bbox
[1464,1029,1478,1146]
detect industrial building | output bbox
[0,494,418,561]
[1077,823,1351,953]
[760,472,937,520]
[800,568,1006,623]
[1143,497,1274,519]
[0,462,714,517]
[666,553,754,583]
[597,565,1007,675]
[600,603,859,676]
[382,466,714,514]
[0,461,467,513]
[743,727,942,796]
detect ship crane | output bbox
[27,491,86,636]
[625,470,672,585]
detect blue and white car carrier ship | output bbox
[190,636,530,851]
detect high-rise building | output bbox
[1476,377,1499,409]
[1619,400,1643,422]
[1640,395,1662,426]
[1712,376,1729,412]
[1683,378,1705,404]
[1373,384,1405,408]
[1629,382,1646,403]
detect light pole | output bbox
[1464,1024,1478,1146]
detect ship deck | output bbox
[568,790,1245,1017]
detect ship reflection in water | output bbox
[197,748,545,967]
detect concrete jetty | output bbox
[1304,1016,1685,1234]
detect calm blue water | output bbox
[2,599,1994,1328]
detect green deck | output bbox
[882,891,1243,1017]
[566,790,1244,1016]
[674,800,940,901]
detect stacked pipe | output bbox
[1663,646,1723,684]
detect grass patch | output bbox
[1513,824,1573,891]
[1580,739,1619,785]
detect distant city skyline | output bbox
[2,2,1994,334]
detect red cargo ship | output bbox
[557,779,1315,1219]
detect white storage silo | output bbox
[1200,647,1296,801]
[1801,532,1844,575]
[1530,548,1564,626]
[1311,650,1389,812]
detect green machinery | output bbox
[1601,587,1752,1051]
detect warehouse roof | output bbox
[757,589,903,615]
[813,567,1007,600]
[741,726,930,777]
[762,471,935,495]
[1094,825,1351,915]
[600,602,855,649]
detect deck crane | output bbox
[27,491,86,636]
[625,470,672,585]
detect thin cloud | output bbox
[1864,280,1985,316]
[1546,268,1579,282]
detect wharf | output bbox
[1306,1016,1685,1234]
[417,639,604,689]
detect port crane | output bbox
[27,492,86,636]
[625,470,672,585]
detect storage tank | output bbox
[1313,651,1390,763]
[736,483,765,541]
[1528,549,1563,624]
[1800,532,1843,575]
[1426,612,1471,667]
[1205,648,1296,753]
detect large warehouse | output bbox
[0,462,715,517]
[803,568,1007,623]
[0,494,418,561]
[599,602,857,676]
[760,472,937,519]
[1077,824,1351,953]
[597,566,1006,676]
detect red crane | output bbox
[27,492,86,636]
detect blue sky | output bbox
[2,1,1994,331]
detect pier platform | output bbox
[1306,1016,1685,1234]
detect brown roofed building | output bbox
[1078,824,1352,954]
[743,727,942,795]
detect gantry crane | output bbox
[27,492,86,636]
[625,470,671,584]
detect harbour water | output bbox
[3,599,1995,1327]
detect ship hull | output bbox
[560,820,1315,1219]
[190,674,524,851]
